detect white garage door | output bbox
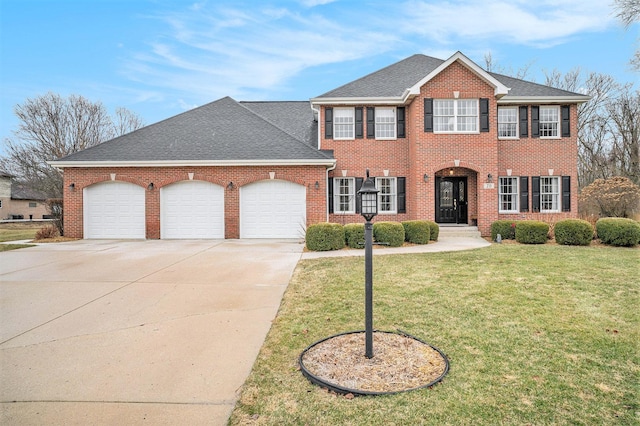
[83,181,145,239]
[161,180,224,239]
[240,180,306,238]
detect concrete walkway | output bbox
[0,236,489,425]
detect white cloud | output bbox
[401,0,613,47]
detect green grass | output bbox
[0,243,34,251]
[0,223,41,242]
[230,244,639,425]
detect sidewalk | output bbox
[301,236,491,259]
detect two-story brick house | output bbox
[52,51,589,239]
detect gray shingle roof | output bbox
[315,54,587,99]
[57,97,330,163]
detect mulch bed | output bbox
[300,331,448,395]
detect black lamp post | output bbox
[358,169,379,358]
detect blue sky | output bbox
[1,0,638,155]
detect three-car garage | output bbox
[81,179,307,240]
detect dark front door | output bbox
[435,177,468,224]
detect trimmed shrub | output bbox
[426,221,439,241]
[402,220,430,244]
[491,220,517,241]
[596,218,640,247]
[305,223,345,251]
[344,223,365,249]
[515,220,549,244]
[373,221,405,247]
[554,219,594,246]
[35,225,59,240]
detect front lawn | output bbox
[0,222,41,242]
[230,244,639,425]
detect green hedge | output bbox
[305,223,345,251]
[515,220,549,244]
[426,221,439,241]
[373,221,405,247]
[344,223,365,249]
[554,219,594,246]
[402,220,430,244]
[491,220,517,241]
[596,218,640,247]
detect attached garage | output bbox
[83,181,146,239]
[160,180,224,239]
[240,180,306,238]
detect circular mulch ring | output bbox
[299,330,449,396]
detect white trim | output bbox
[408,51,510,98]
[311,96,405,106]
[498,95,590,104]
[49,159,337,168]
[498,176,519,214]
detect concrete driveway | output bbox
[0,239,304,425]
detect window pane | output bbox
[499,177,518,212]
[334,178,354,213]
[375,107,396,139]
[540,177,559,211]
[334,108,354,139]
[540,107,559,137]
[498,108,517,138]
[376,177,396,212]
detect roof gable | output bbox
[407,51,510,98]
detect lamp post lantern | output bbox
[358,169,379,358]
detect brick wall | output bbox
[63,165,327,239]
[320,60,579,236]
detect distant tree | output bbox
[579,176,640,218]
[0,93,144,199]
[614,0,640,71]
[483,51,534,80]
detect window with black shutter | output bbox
[562,176,571,211]
[397,107,405,138]
[520,176,529,212]
[480,98,489,132]
[366,107,375,139]
[531,106,540,138]
[327,177,334,213]
[355,107,363,139]
[532,176,541,212]
[397,177,406,213]
[519,106,528,138]
[561,105,570,137]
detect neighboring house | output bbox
[0,172,49,220]
[50,52,589,239]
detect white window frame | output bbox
[334,177,356,214]
[499,177,519,213]
[498,107,518,139]
[540,176,560,212]
[375,107,396,140]
[539,106,560,139]
[333,108,355,140]
[434,99,479,133]
[375,177,397,214]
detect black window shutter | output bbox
[562,176,571,211]
[366,107,375,139]
[397,107,406,138]
[355,177,364,214]
[520,176,529,212]
[355,107,363,139]
[561,105,570,137]
[325,107,333,139]
[519,106,528,138]
[397,177,406,213]
[480,98,489,132]
[532,176,541,212]
[328,177,334,213]
[531,106,540,138]
[424,98,433,132]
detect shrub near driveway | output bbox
[402,220,430,244]
[305,223,345,251]
[372,221,405,247]
[344,223,365,249]
[515,220,549,244]
[230,245,639,425]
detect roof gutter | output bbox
[498,95,591,104]
[48,159,337,168]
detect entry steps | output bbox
[438,225,482,239]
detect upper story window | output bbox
[498,107,518,139]
[539,106,559,138]
[434,99,478,133]
[376,177,397,214]
[334,177,355,213]
[375,107,396,139]
[334,108,355,140]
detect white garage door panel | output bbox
[161,181,224,239]
[240,180,306,238]
[84,182,145,239]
